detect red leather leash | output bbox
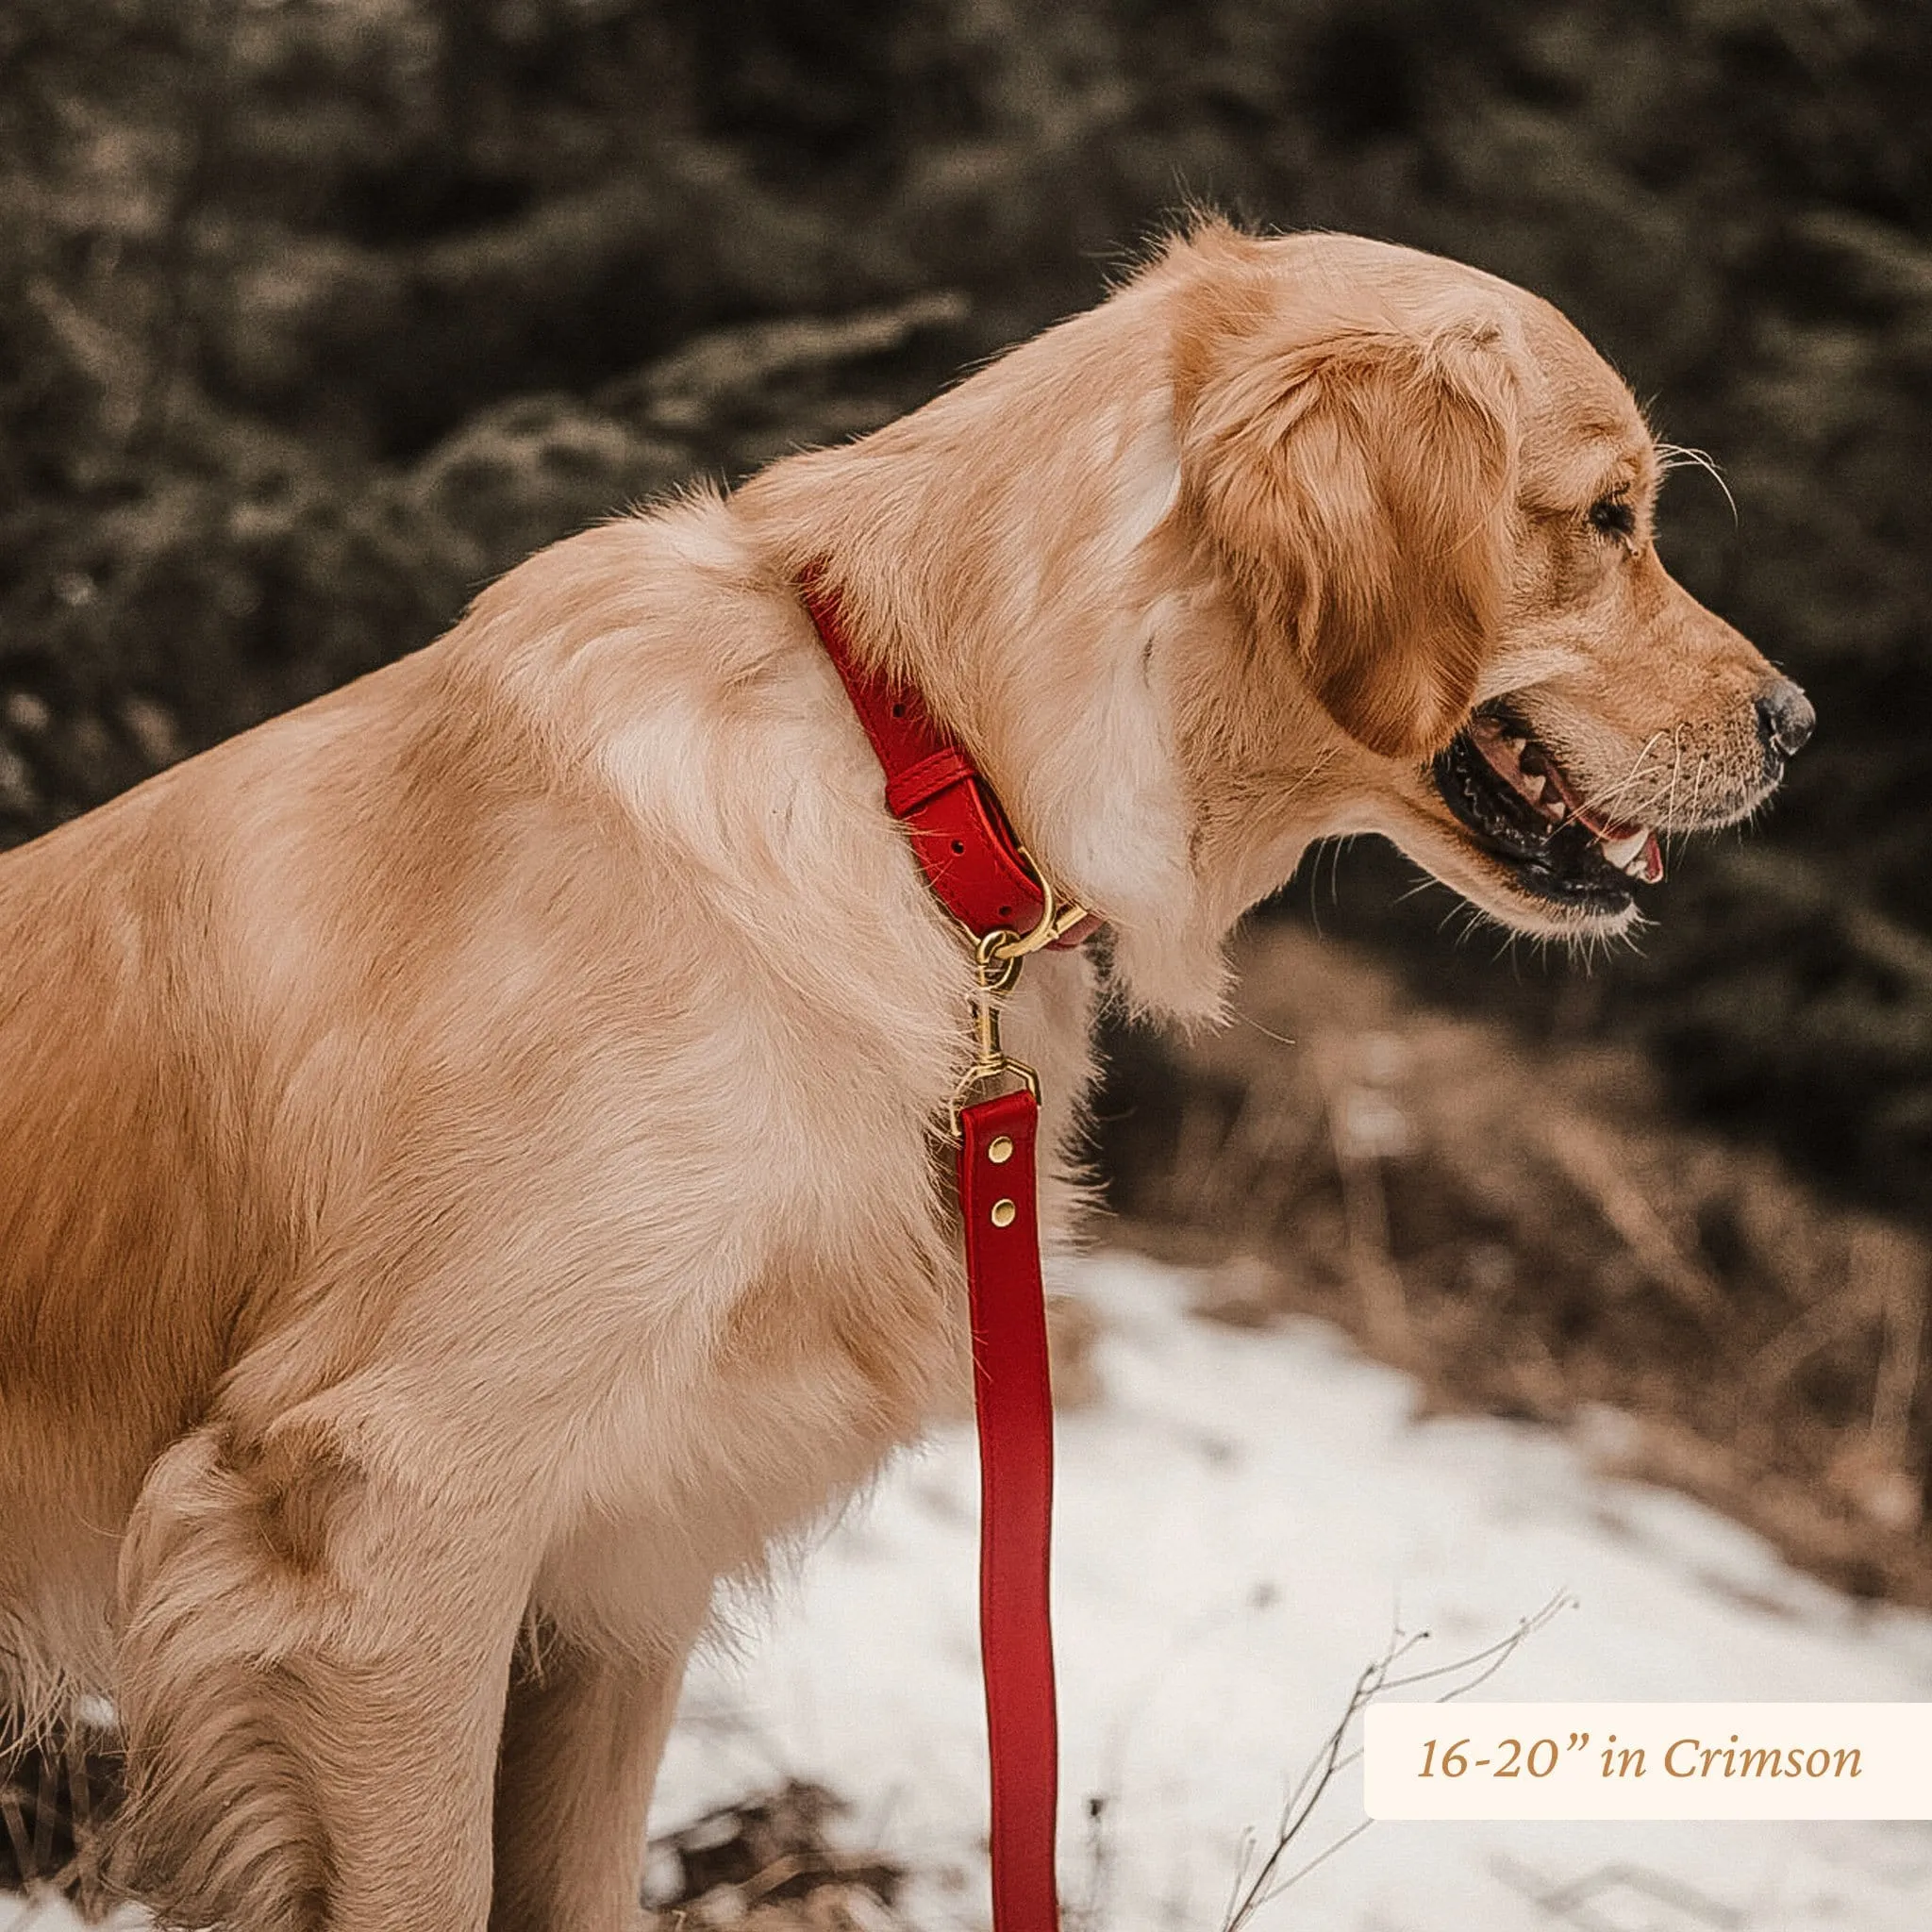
[802,568,1077,1930]
[958,1086,1060,1928]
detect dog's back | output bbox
[1,678,379,1719]
[0,629,561,1692]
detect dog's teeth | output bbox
[1519,773,1546,804]
[1505,734,1527,754]
[1547,798,1567,822]
[1600,829,1648,869]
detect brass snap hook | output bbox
[948,927,1040,1138]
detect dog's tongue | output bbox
[1547,766,1666,884]
[1608,828,1665,885]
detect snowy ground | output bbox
[10,1249,1932,1931]
[656,1250,1932,1932]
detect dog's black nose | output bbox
[1755,678,1815,758]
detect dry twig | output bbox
[1220,1592,1574,1931]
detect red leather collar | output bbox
[800,566,1099,950]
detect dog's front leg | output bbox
[489,1621,698,1932]
[112,1412,538,1932]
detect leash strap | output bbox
[800,566,1071,1929]
[957,1087,1060,1930]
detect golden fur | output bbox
[1,223,1800,1929]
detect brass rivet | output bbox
[987,1135,1015,1165]
[990,1198,1018,1228]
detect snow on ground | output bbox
[655,1250,1932,1932]
[10,1249,1932,1932]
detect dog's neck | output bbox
[733,278,1337,1022]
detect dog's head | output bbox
[1166,225,1809,942]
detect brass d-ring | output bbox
[987,856,1089,962]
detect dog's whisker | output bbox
[1576,731,1673,823]
[1657,440,1740,525]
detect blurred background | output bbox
[4,0,1932,1918]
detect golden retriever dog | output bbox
[1,221,1809,1930]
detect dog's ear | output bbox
[1179,315,1518,759]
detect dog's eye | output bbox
[1588,496,1637,540]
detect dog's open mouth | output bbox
[1432,704,1663,914]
